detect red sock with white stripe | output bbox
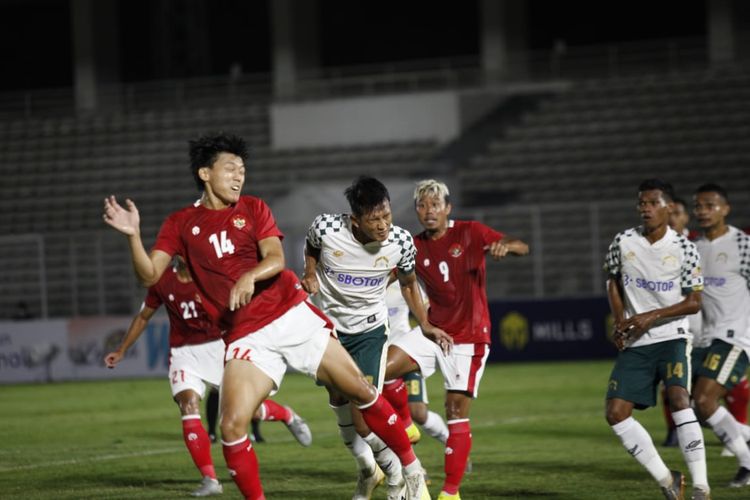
[382,379,413,427]
[222,435,265,500]
[727,377,750,424]
[442,419,472,495]
[357,394,417,467]
[258,400,293,424]
[181,415,216,478]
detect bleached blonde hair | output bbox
[413,179,450,204]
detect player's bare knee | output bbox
[175,390,201,416]
[220,411,250,441]
[605,401,630,425]
[347,380,378,407]
[692,391,717,419]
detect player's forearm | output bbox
[245,253,285,282]
[303,252,319,279]
[505,238,530,256]
[649,292,701,321]
[127,235,159,286]
[401,282,429,327]
[606,278,625,323]
[117,315,150,354]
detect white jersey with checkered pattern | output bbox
[307,213,416,334]
[695,225,750,355]
[604,226,704,348]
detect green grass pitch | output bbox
[1,360,748,499]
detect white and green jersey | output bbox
[604,226,704,348]
[307,213,416,334]
[695,225,750,355]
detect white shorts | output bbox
[224,301,333,392]
[391,328,490,397]
[168,338,225,398]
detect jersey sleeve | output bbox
[680,239,704,293]
[152,213,183,257]
[603,236,621,277]
[738,231,750,289]
[394,228,416,274]
[471,221,504,246]
[306,214,327,249]
[143,285,163,310]
[252,198,284,241]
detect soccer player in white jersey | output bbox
[604,179,709,500]
[302,176,446,500]
[691,183,750,488]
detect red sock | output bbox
[382,379,413,427]
[222,436,265,500]
[661,386,675,430]
[260,400,292,424]
[359,394,416,467]
[181,416,216,478]
[727,377,750,424]
[443,420,472,495]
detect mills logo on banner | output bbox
[490,297,614,362]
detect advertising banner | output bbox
[488,297,615,362]
[0,320,72,383]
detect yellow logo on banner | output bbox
[499,312,529,350]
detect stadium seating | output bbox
[460,66,750,299]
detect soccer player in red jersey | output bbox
[104,255,313,497]
[383,179,529,500]
[103,133,428,500]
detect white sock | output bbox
[706,406,750,469]
[363,432,403,486]
[331,403,376,473]
[611,417,672,487]
[672,408,709,491]
[422,411,449,443]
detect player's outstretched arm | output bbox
[104,305,157,368]
[486,237,529,260]
[102,195,170,286]
[301,242,321,295]
[229,236,285,311]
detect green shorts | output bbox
[691,346,709,380]
[403,371,428,404]
[607,339,690,409]
[338,324,389,391]
[695,339,749,390]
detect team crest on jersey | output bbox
[624,251,636,261]
[333,250,344,258]
[716,252,728,263]
[194,294,202,303]
[423,258,430,267]
[661,254,678,267]
[232,216,246,230]
[449,243,463,258]
[168,294,175,301]
[374,256,390,268]
[191,226,200,235]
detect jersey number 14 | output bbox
[208,231,236,258]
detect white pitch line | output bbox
[0,447,184,473]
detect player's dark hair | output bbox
[345,176,390,217]
[672,197,687,210]
[638,178,674,202]
[695,183,729,203]
[188,133,249,191]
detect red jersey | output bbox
[144,266,222,348]
[153,196,308,344]
[414,220,503,344]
